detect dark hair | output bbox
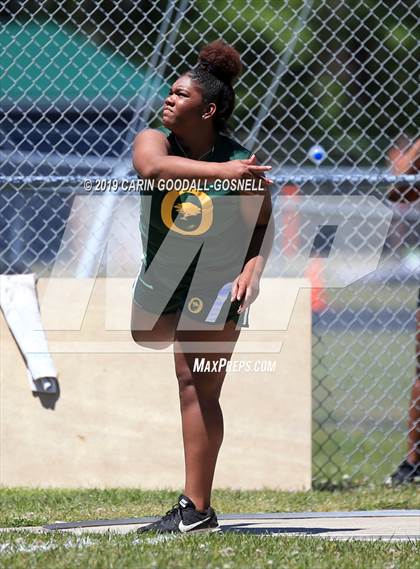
[188,40,242,132]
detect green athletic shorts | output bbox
[132,261,250,328]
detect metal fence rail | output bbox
[1,0,419,485]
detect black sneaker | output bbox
[385,459,420,486]
[136,494,220,534]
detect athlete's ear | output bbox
[201,103,216,120]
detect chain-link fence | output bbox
[1,1,419,486]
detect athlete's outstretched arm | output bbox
[231,185,275,312]
[240,185,274,273]
[132,129,271,183]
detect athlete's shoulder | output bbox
[135,127,170,139]
[217,133,252,160]
[133,128,171,151]
[133,127,166,140]
[132,128,171,176]
[155,126,171,137]
[153,126,178,150]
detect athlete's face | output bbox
[162,75,206,132]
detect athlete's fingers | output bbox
[235,279,247,302]
[237,287,250,313]
[238,285,256,313]
[252,173,274,185]
[248,165,272,172]
[230,276,240,302]
[242,154,257,164]
[411,139,420,153]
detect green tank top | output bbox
[139,127,252,279]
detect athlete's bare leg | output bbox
[173,317,241,512]
[131,302,179,349]
[407,304,420,465]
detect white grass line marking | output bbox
[0,536,95,555]
[133,534,180,545]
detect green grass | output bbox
[0,530,419,569]
[0,487,419,528]
[0,488,419,569]
[312,323,417,484]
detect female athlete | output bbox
[131,40,274,533]
[386,137,420,486]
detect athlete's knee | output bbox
[179,370,224,403]
[176,365,195,393]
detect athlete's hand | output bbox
[230,267,261,314]
[387,139,420,203]
[390,139,420,175]
[221,154,273,185]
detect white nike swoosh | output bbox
[178,516,211,532]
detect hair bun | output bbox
[198,40,242,85]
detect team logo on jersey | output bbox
[161,188,213,236]
[188,296,204,314]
